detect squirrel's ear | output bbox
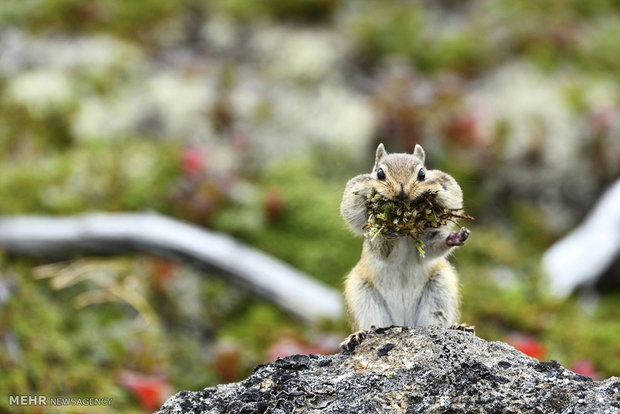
[375,143,387,165]
[413,144,425,164]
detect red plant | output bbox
[146,257,178,291]
[180,147,206,177]
[265,335,340,362]
[570,359,598,379]
[264,188,284,223]
[443,109,481,148]
[119,370,172,412]
[506,334,546,360]
[213,343,242,383]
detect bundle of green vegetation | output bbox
[363,189,474,256]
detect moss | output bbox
[207,0,340,23]
[1,0,188,42]
[364,188,473,256]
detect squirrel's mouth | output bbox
[388,191,432,206]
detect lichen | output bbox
[363,188,473,256]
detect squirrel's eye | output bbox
[417,168,425,181]
[377,168,386,180]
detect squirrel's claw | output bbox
[449,323,475,334]
[446,227,470,246]
[340,330,367,353]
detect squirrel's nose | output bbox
[395,184,408,201]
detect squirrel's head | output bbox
[371,143,458,205]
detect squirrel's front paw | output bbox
[449,323,476,334]
[340,330,367,353]
[446,226,470,246]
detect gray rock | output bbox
[156,326,620,413]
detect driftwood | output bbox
[543,178,620,297]
[0,212,344,324]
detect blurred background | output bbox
[1,0,620,411]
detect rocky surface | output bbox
[157,326,620,413]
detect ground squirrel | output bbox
[340,143,471,350]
